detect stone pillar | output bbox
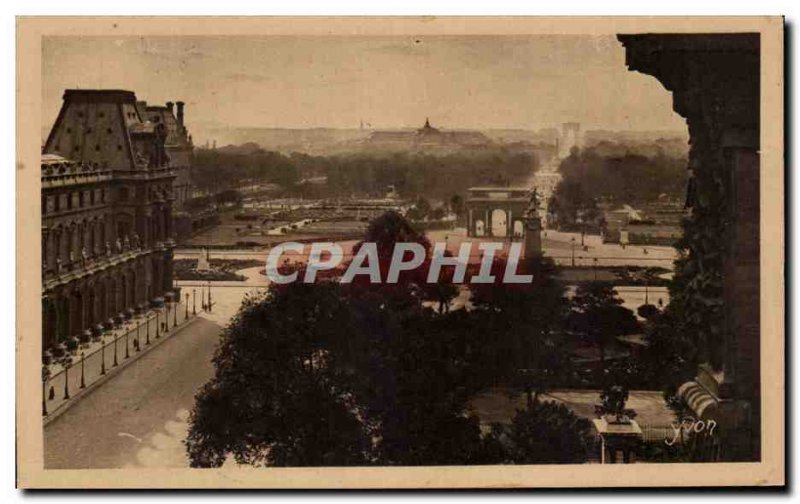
[619,33,760,461]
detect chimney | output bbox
[176,101,185,127]
[166,101,174,114]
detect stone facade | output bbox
[618,33,761,461]
[41,89,179,353]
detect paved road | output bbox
[44,316,224,469]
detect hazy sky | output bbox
[42,35,687,142]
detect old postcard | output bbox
[16,16,784,488]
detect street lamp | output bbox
[192,288,196,315]
[80,352,86,389]
[100,335,106,375]
[63,358,71,400]
[155,307,161,339]
[124,323,130,359]
[113,332,119,367]
[136,318,141,352]
[42,367,49,416]
[593,257,598,281]
[571,237,576,267]
[185,293,189,320]
[173,298,178,327]
[146,310,151,346]
[207,281,212,312]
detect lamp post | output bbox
[42,367,49,416]
[79,352,86,389]
[207,281,212,312]
[136,318,141,352]
[124,324,130,359]
[173,298,178,328]
[100,336,106,375]
[571,237,576,267]
[146,311,151,346]
[165,301,170,333]
[63,359,70,400]
[155,307,161,339]
[192,288,196,315]
[593,257,598,281]
[113,332,118,367]
[185,293,189,320]
[200,284,205,312]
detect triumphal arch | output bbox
[465,186,532,238]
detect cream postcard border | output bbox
[16,16,785,488]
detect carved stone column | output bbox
[618,33,760,461]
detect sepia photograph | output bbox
[15,16,784,488]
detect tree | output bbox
[483,401,592,464]
[185,284,372,467]
[188,211,491,467]
[547,180,601,232]
[568,282,640,369]
[467,256,572,407]
[449,194,465,218]
[637,303,660,321]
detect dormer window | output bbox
[107,128,112,134]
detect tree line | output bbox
[547,146,687,231]
[192,147,539,201]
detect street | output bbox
[44,315,224,469]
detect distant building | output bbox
[41,89,178,353]
[364,118,492,152]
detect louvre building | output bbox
[40,89,191,353]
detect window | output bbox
[117,145,123,151]
[107,128,112,134]
[66,128,71,134]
